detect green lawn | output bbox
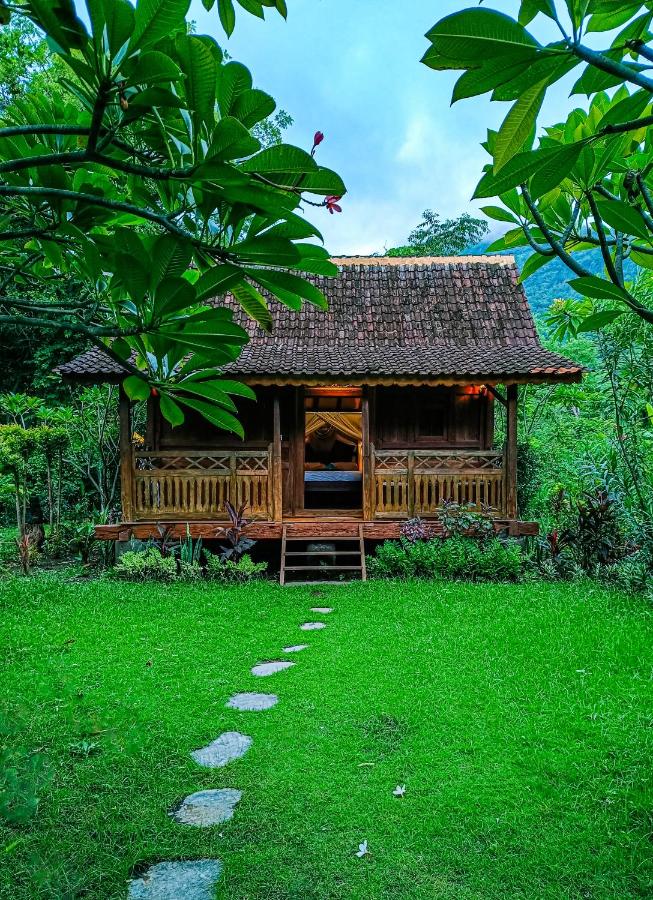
[1,574,653,899]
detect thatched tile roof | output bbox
[58,256,582,385]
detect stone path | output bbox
[129,590,335,896]
[128,860,223,900]
[171,788,242,827]
[191,732,252,768]
[226,691,279,711]
[251,660,295,677]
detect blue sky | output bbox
[191,0,574,255]
[76,1,581,255]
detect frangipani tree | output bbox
[423,1,653,334]
[0,0,345,433]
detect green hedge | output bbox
[369,535,524,582]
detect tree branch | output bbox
[0,184,190,240]
[0,313,143,337]
[521,185,594,278]
[520,222,556,256]
[571,41,653,93]
[596,113,653,138]
[586,190,622,286]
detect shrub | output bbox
[178,561,203,582]
[400,517,433,542]
[576,489,622,569]
[205,552,267,583]
[599,549,652,594]
[113,547,177,582]
[439,501,495,541]
[369,535,524,582]
[45,524,75,560]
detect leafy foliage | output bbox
[466,239,637,314]
[369,535,525,582]
[439,500,496,541]
[386,209,488,257]
[204,550,267,581]
[219,500,255,560]
[516,287,653,578]
[0,0,345,430]
[423,1,653,329]
[112,546,179,581]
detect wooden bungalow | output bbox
[59,256,582,579]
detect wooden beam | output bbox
[361,391,374,521]
[505,384,518,519]
[118,387,134,522]
[292,387,304,514]
[407,450,416,517]
[272,393,283,522]
[485,384,507,407]
[95,517,539,542]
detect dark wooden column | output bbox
[361,389,373,520]
[118,387,134,522]
[271,392,283,522]
[291,387,304,515]
[505,383,518,518]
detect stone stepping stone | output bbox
[171,788,241,827]
[191,732,252,768]
[251,660,295,677]
[226,692,278,711]
[310,607,334,614]
[283,644,308,653]
[300,622,326,631]
[128,860,222,899]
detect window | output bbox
[416,398,447,440]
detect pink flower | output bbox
[313,130,324,149]
[325,195,342,214]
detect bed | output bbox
[304,469,362,506]
[305,469,362,488]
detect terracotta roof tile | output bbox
[57,256,583,383]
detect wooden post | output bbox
[292,387,304,514]
[361,391,373,520]
[118,387,134,522]
[229,451,237,508]
[505,383,518,519]
[407,450,416,517]
[272,393,283,522]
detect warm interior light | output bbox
[305,386,362,397]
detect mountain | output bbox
[465,242,635,315]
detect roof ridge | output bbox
[329,255,515,266]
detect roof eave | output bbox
[58,368,584,388]
[234,370,585,387]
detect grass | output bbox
[1,574,653,899]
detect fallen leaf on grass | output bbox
[69,740,101,758]
[393,784,406,797]
[355,840,370,858]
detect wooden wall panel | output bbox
[374,386,490,450]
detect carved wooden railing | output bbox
[131,448,272,519]
[371,448,505,518]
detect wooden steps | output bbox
[280,524,367,586]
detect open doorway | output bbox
[303,388,363,511]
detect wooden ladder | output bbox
[280,524,367,585]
